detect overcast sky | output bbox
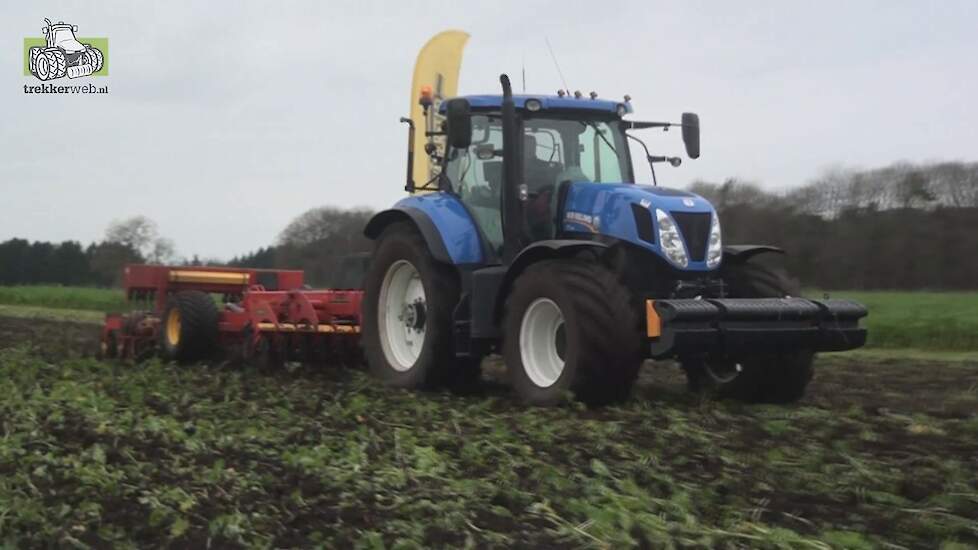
[2,1,976,259]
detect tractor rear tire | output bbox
[685,256,815,403]
[362,222,477,391]
[160,290,220,364]
[504,259,641,406]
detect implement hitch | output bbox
[646,297,867,358]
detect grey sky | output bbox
[2,1,976,259]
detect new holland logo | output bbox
[23,18,108,94]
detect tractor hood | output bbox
[49,26,87,53]
[560,182,719,271]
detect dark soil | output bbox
[0,314,975,548]
[0,314,101,359]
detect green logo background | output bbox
[23,37,109,76]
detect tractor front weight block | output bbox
[646,297,867,358]
[67,64,95,78]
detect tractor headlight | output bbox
[706,212,722,269]
[655,209,689,268]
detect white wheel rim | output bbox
[378,260,427,372]
[520,298,567,388]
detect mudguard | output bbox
[493,239,608,322]
[722,245,784,264]
[363,193,485,265]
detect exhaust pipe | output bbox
[499,74,523,263]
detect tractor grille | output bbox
[670,211,711,262]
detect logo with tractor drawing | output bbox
[27,18,105,81]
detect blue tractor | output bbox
[362,75,866,406]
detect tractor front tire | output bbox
[160,290,220,364]
[85,46,104,73]
[504,259,641,406]
[42,50,67,80]
[362,222,477,391]
[32,50,52,80]
[685,257,815,403]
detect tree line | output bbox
[228,207,374,287]
[691,161,978,289]
[2,161,976,290]
[0,216,173,287]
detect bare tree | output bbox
[273,206,375,286]
[105,216,177,264]
[277,206,374,247]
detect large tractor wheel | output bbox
[84,46,104,73]
[31,50,53,80]
[362,222,479,390]
[684,256,815,403]
[504,259,641,406]
[160,290,220,364]
[28,47,42,76]
[38,50,67,80]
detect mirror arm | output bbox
[626,121,674,130]
[625,133,658,187]
[627,120,698,131]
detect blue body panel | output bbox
[561,182,718,271]
[395,184,716,272]
[394,193,484,265]
[439,94,624,114]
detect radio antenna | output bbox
[521,55,526,92]
[545,37,569,94]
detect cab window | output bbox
[444,115,505,250]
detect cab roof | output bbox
[438,94,625,115]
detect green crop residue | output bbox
[0,341,974,547]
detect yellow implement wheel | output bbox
[165,308,182,347]
[100,330,119,359]
[160,290,219,363]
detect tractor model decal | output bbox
[564,211,600,233]
[28,18,104,81]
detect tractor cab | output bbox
[42,20,86,53]
[426,80,709,272]
[439,95,635,249]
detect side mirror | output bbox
[681,112,700,159]
[445,98,472,149]
[72,25,79,32]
